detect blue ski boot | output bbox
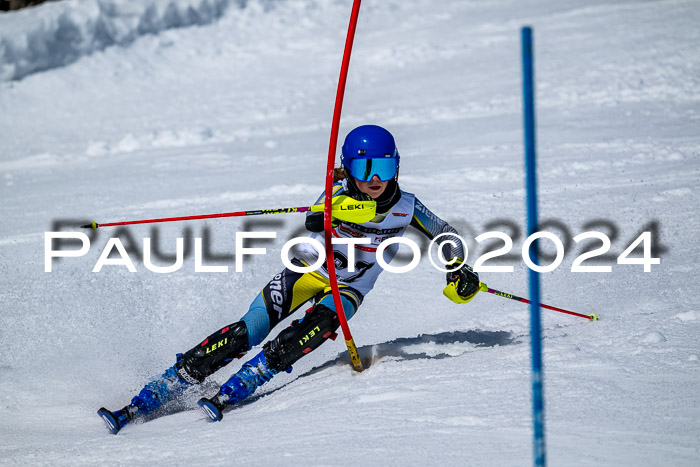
[130,364,193,415]
[98,363,193,434]
[198,350,282,421]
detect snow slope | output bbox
[1,0,699,465]
[0,0,232,82]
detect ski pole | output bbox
[80,196,376,230]
[479,283,598,320]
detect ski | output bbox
[97,407,132,435]
[198,397,226,422]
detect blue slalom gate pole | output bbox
[522,26,546,466]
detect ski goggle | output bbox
[346,157,399,182]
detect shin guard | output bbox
[264,304,340,373]
[176,321,249,383]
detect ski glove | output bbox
[443,259,481,304]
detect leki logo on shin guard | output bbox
[205,338,227,354]
[298,326,321,346]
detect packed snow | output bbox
[0,0,232,82]
[1,0,699,465]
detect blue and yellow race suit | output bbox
[173,179,470,384]
[241,180,466,348]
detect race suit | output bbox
[176,180,467,379]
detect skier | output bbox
[98,125,482,434]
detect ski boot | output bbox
[98,363,193,434]
[198,350,283,422]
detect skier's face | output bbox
[355,175,388,199]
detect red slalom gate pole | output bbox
[324,0,364,372]
[480,283,598,321]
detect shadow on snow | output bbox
[311,328,520,374]
[247,329,521,405]
[150,329,520,422]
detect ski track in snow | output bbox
[1,0,700,465]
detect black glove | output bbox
[444,261,480,304]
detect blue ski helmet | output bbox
[341,125,400,182]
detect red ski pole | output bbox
[79,197,375,230]
[479,283,598,320]
[81,206,315,230]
